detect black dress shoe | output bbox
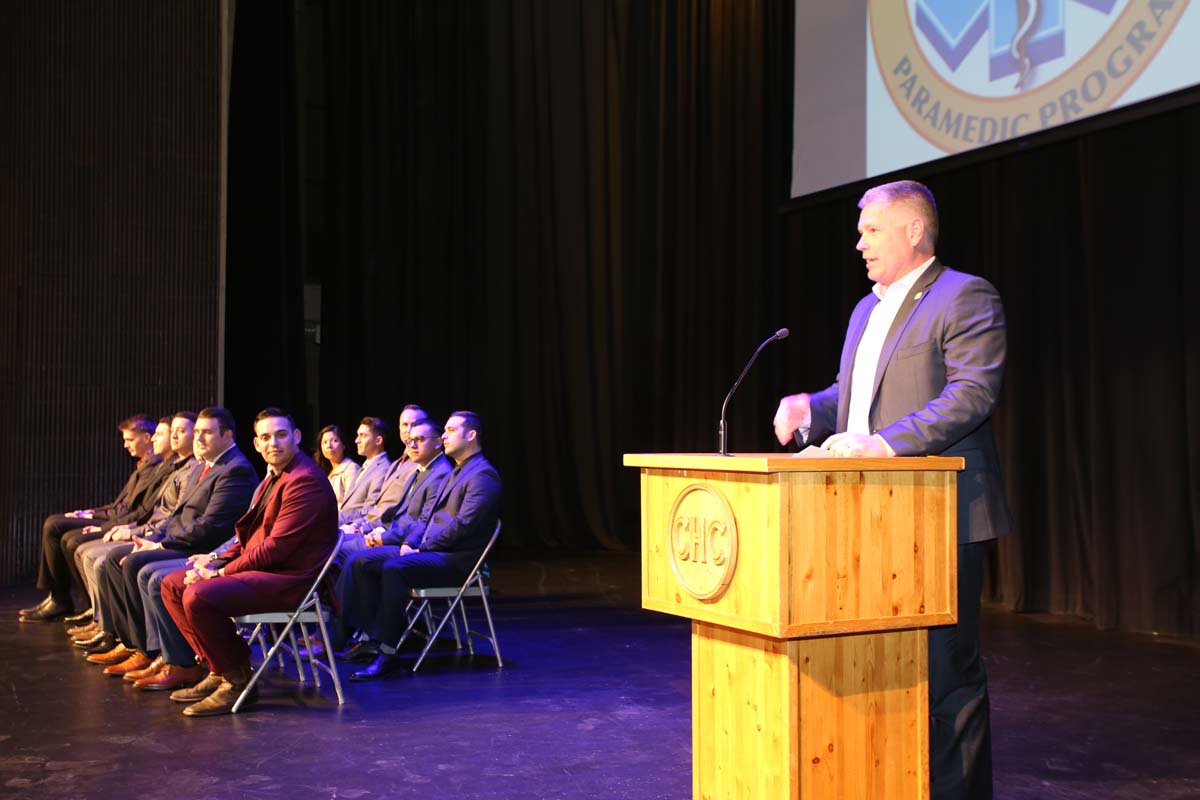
[350,652,405,681]
[18,594,55,617]
[341,640,381,663]
[74,630,109,648]
[83,634,117,655]
[19,598,73,622]
[63,607,94,624]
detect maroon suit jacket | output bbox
[218,450,338,608]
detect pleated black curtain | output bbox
[223,1,1198,636]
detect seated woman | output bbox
[314,424,359,506]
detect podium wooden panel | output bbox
[624,453,963,800]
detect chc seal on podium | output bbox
[667,484,738,601]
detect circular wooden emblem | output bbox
[667,484,738,601]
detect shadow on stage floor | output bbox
[1,550,1196,799]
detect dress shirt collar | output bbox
[204,442,236,469]
[872,256,935,300]
[416,452,446,474]
[361,452,386,471]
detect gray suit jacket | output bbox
[337,453,391,523]
[807,260,1011,543]
[146,445,258,552]
[342,456,417,533]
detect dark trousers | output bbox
[36,514,93,602]
[100,546,182,652]
[929,540,995,800]
[375,552,472,645]
[335,545,403,640]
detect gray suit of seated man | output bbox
[337,405,429,556]
[336,416,392,523]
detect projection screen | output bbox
[792,0,1200,198]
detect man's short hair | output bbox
[254,407,297,430]
[858,179,939,248]
[409,418,440,437]
[402,403,427,416]
[173,410,198,423]
[197,406,237,436]
[119,414,157,435]
[158,416,172,426]
[450,410,484,441]
[360,416,388,441]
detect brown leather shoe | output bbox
[86,643,130,665]
[67,622,98,637]
[137,663,208,691]
[103,651,151,677]
[170,671,224,702]
[124,655,164,682]
[182,664,256,717]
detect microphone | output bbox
[718,328,789,456]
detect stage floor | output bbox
[2,551,1197,800]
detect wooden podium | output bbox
[623,453,963,800]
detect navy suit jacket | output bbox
[807,260,1011,543]
[380,453,453,546]
[149,446,258,552]
[409,452,502,568]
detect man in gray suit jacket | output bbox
[774,180,1009,800]
[337,416,392,522]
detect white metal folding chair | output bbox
[232,530,346,712]
[394,521,502,672]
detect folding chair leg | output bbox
[298,621,320,688]
[457,601,474,655]
[412,595,466,673]
[477,586,503,667]
[445,600,463,649]
[312,598,345,705]
[395,599,427,652]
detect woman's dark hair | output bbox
[313,424,348,475]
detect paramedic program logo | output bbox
[869,0,1189,153]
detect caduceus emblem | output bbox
[1011,0,1040,89]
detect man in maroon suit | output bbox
[161,407,338,716]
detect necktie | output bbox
[198,463,212,482]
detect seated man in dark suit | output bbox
[84,407,258,672]
[161,407,338,716]
[335,417,453,661]
[348,410,502,680]
[20,413,162,622]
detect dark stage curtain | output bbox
[273,1,794,549]
[223,0,307,446]
[227,2,1197,636]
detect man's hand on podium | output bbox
[822,432,894,458]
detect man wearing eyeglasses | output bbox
[347,411,501,680]
[334,418,453,662]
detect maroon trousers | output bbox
[161,568,309,675]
